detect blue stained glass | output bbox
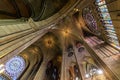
[99,5,107,9]
[0,75,6,80]
[103,20,112,24]
[96,0,100,2]
[105,27,114,30]
[96,0,105,2]
[108,33,117,36]
[96,1,106,6]
[101,13,111,20]
[100,8,108,12]
[99,5,108,12]
[106,30,115,33]
[104,23,113,26]
[97,0,120,47]
[5,56,25,80]
[85,13,98,31]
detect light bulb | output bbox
[85,74,90,78]
[97,69,103,74]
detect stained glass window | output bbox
[0,75,6,80]
[83,8,99,34]
[96,0,106,5]
[99,5,108,12]
[101,13,111,20]
[5,56,25,80]
[103,20,112,24]
[95,0,120,48]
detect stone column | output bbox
[33,60,48,80]
[34,51,54,80]
[60,51,66,80]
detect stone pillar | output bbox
[60,51,66,80]
[28,18,39,30]
[74,48,85,80]
[33,60,48,80]
[34,51,54,80]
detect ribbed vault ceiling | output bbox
[0,0,69,20]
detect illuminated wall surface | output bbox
[5,56,25,80]
[96,0,120,48]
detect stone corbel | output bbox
[28,18,39,30]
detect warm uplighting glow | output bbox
[75,77,79,80]
[0,64,4,68]
[74,8,79,12]
[62,28,71,36]
[23,54,28,59]
[0,69,5,73]
[0,64,4,73]
[44,37,54,48]
[57,56,62,62]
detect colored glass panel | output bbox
[83,8,98,34]
[0,75,6,80]
[96,0,106,5]
[103,20,112,24]
[99,5,108,12]
[101,13,111,20]
[5,56,25,80]
[96,0,120,48]
[96,0,105,2]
